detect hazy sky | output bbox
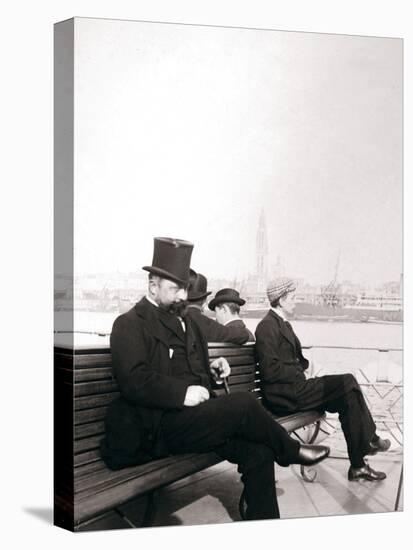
[73,18,402,285]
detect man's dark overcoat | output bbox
[255,308,377,464]
[101,297,212,469]
[225,319,255,342]
[254,310,309,412]
[186,306,250,343]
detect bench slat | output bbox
[75,380,119,397]
[224,355,257,366]
[75,407,108,426]
[75,460,108,479]
[75,393,120,411]
[208,347,255,358]
[75,454,197,494]
[74,453,222,525]
[228,373,256,386]
[75,421,105,440]
[226,364,256,375]
[74,354,112,368]
[75,449,101,467]
[75,435,104,455]
[74,367,114,383]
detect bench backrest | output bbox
[55,342,260,474]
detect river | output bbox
[56,310,402,382]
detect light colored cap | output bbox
[267,277,296,303]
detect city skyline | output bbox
[70,206,402,288]
[70,204,403,288]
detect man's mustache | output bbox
[159,300,189,317]
[168,300,189,317]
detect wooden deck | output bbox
[78,452,402,530]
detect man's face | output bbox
[150,278,188,314]
[280,292,296,315]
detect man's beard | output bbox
[159,300,188,317]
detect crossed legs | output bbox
[161,392,318,519]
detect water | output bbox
[55,311,402,381]
[56,310,403,347]
[243,317,402,350]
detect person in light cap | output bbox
[101,238,330,521]
[255,276,391,482]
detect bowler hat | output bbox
[142,237,194,285]
[188,270,212,302]
[208,288,246,311]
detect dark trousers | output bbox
[160,392,300,520]
[294,373,376,468]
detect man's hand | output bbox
[210,357,231,384]
[183,385,210,407]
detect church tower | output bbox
[256,209,268,292]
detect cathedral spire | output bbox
[256,209,268,292]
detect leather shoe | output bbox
[348,463,387,481]
[367,437,391,456]
[295,444,330,466]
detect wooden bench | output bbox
[54,341,325,531]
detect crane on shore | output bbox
[322,254,341,307]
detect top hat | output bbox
[266,277,296,303]
[208,288,246,311]
[188,269,212,302]
[142,237,194,285]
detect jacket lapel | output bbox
[269,310,297,350]
[158,310,186,342]
[187,314,210,375]
[134,298,172,348]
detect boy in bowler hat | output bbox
[209,288,255,342]
[102,238,330,521]
[186,271,251,344]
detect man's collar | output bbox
[223,316,239,326]
[146,294,159,308]
[271,306,288,321]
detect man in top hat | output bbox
[209,288,255,342]
[255,276,391,482]
[186,271,251,344]
[102,239,330,521]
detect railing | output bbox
[302,344,403,453]
[303,344,401,380]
